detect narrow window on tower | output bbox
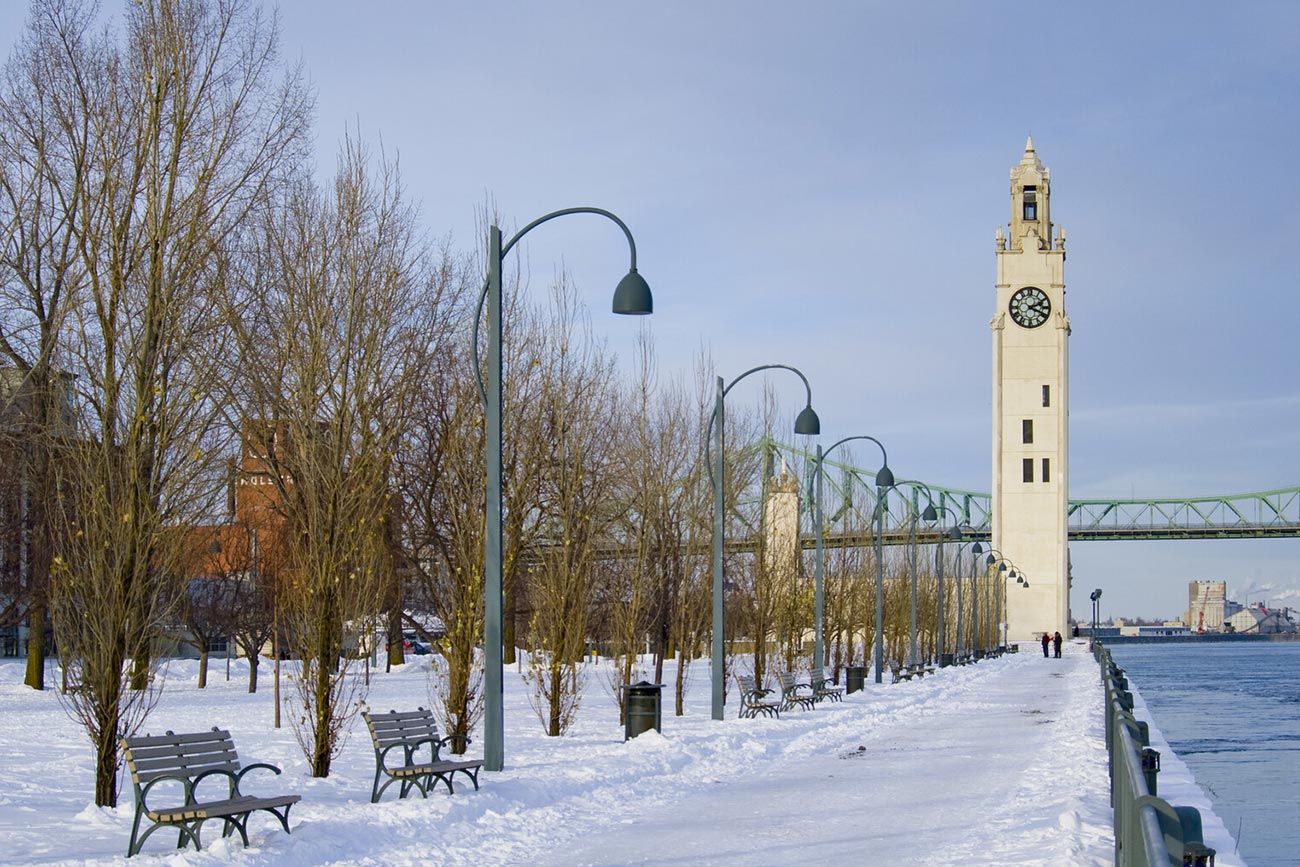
[1022,186,1037,221]
[1022,419,1034,444]
[1042,385,1051,407]
[1042,458,1051,483]
[1023,458,1034,483]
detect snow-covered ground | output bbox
[0,640,1241,866]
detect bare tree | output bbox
[522,280,618,736]
[0,0,312,807]
[0,0,93,691]
[230,136,427,777]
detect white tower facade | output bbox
[991,137,1071,642]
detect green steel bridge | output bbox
[750,439,1300,549]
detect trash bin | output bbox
[940,652,954,668]
[621,681,664,740]
[845,665,866,695]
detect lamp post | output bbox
[1089,588,1102,649]
[811,436,893,682]
[973,546,1011,654]
[969,541,984,657]
[931,505,965,667]
[953,538,982,660]
[902,483,963,666]
[898,483,938,668]
[706,365,819,721]
[475,208,653,772]
[980,550,1025,652]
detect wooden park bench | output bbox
[775,671,818,712]
[809,666,844,703]
[362,707,483,803]
[889,663,914,683]
[734,674,781,719]
[120,727,300,858]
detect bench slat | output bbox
[125,730,232,748]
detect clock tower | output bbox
[991,137,1070,642]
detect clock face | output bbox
[1009,286,1051,328]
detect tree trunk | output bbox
[503,581,517,665]
[197,647,209,689]
[675,648,686,716]
[311,660,333,777]
[94,733,119,807]
[247,653,259,694]
[92,685,123,807]
[547,664,562,737]
[386,607,403,668]
[130,647,150,692]
[24,603,47,690]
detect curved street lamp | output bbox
[897,482,939,668]
[970,544,1010,656]
[975,547,1026,652]
[1089,588,1103,649]
[706,365,819,721]
[953,537,984,660]
[929,503,965,667]
[811,436,893,684]
[475,208,652,771]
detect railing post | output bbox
[1141,748,1160,797]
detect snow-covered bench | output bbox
[775,671,818,711]
[734,674,781,719]
[809,666,843,702]
[120,727,299,857]
[362,707,483,802]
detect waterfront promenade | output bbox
[540,644,1116,866]
[0,644,1237,865]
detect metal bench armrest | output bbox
[233,762,284,793]
[438,734,473,755]
[138,772,197,812]
[189,767,241,800]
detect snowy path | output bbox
[1,640,1235,865]
[538,647,1114,866]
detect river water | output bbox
[1106,641,1300,867]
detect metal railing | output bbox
[1095,644,1217,866]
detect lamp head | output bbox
[921,502,938,522]
[985,553,995,567]
[971,541,984,555]
[998,561,1008,573]
[612,268,653,315]
[1094,588,1103,600]
[876,465,895,488]
[948,525,964,542]
[794,405,821,435]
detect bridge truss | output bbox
[756,439,1300,546]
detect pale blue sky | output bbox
[4,2,1298,619]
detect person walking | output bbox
[1052,631,1063,658]
[1041,631,1050,657]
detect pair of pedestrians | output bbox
[1040,630,1062,658]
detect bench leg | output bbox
[457,767,481,792]
[128,818,201,858]
[213,813,251,848]
[258,802,295,835]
